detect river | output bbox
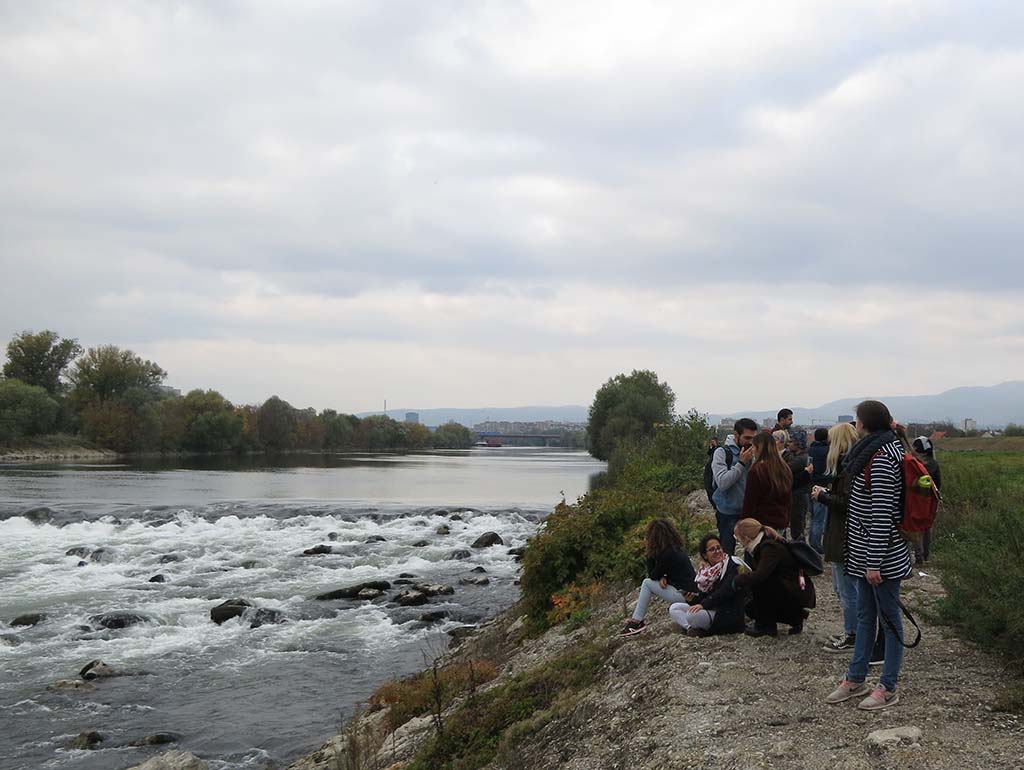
[0,448,604,770]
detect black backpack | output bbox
[703,446,733,506]
[786,540,824,576]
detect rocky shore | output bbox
[0,445,117,463]
[281,552,1022,770]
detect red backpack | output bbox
[865,451,940,533]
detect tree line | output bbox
[0,330,475,452]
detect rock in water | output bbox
[472,532,504,548]
[300,544,334,556]
[459,576,490,586]
[395,590,429,607]
[22,507,54,525]
[1,634,21,647]
[90,612,153,629]
[130,733,181,747]
[365,535,387,543]
[49,678,95,691]
[65,731,103,750]
[149,574,167,583]
[436,524,451,535]
[507,547,526,561]
[210,599,253,624]
[66,546,92,558]
[447,549,472,560]
[314,581,392,600]
[89,548,117,563]
[470,566,487,573]
[356,588,384,600]
[420,610,450,623]
[124,750,209,770]
[414,584,455,597]
[248,608,286,628]
[11,613,45,627]
[80,659,121,680]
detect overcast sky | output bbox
[2,1,1022,415]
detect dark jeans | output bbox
[913,529,932,563]
[808,500,827,554]
[847,577,904,692]
[790,489,809,541]
[716,511,739,556]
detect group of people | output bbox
[620,400,942,712]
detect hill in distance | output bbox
[710,380,1024,428]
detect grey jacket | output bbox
[711,434,748,516]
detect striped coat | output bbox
[844,438,912,580]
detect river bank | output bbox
[282,550,1023,770]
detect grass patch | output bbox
[368,660,499,733]
[405,641,609,770]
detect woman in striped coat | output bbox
[825,400,912,711]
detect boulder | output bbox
[80,659,121,680]
[459,577,490,586]
[395,590,429,607]
[65,731,103,750]
[420,610,450,623]
[472,532,504,549]
[412,540,430,547]
[159,554,184,564]
[66,546,92,558]
[124,750,209,770]
[448,514,463,521]
[49,679,95,691]
[413,583,455,597]
[866,726,923,751]
[365,535,387,543]
[507,547,526,560]
[129,733,180,747]
[77,560,88,567]
[392,579,415,585]
[149,574,167,583]
[447,549,471,560]
[357,588,384,600]
[470,566,487,573]
[210,599,253,624]
[248,608,286,628]
[435,525,451,535]
[314,581,392,601]
[300,544,334,556]
[398,573,417,578]
[326,532,340,541]
[90,611,153,629]
[89,548,117,563]
[23,506,54,525]
[11,613,45,627]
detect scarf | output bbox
[842,429,897,481]
[696,557,729,594]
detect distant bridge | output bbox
[474,432,563,446]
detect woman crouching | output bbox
[669,533,746,636]
[734,518,815,637]
[620,518,696,636]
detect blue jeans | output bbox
[830,563,858,636]
[808,500,828,553]
[716,511,739,556]
[631,578,686,621]
[847,577,904,692]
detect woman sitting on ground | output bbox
[742,432,798,532]
[733,518,815,637]
[669,533,746,636]
[620,518,696,637]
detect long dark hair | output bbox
[752,432,792,498]
[856,400,893,432]
[645,518,685,558]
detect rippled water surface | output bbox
[0,449,604,770]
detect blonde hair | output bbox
[825,422,860,476]
[734,518,783,545]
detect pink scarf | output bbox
[696,557,729,594]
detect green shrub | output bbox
[0,378,60,444]
[368,660,498,733]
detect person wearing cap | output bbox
[910,436,942,564]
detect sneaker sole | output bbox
[822,645,854,652]
[826,686,870,704]
[619,627,646,637]
[858,693,900,711]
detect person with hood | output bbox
[668,532,747,636]
[733,518,814,636]
[710,418,758,555]
[825,400,912,711]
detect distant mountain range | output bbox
[709,381,1024,428]
[370,381,1024,429]
[357,405,589,427]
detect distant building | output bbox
[838,414,854,423]
[720,418,735,427]
[963,418,977,432]
[405,412,419,424]
[763,418,775,428]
